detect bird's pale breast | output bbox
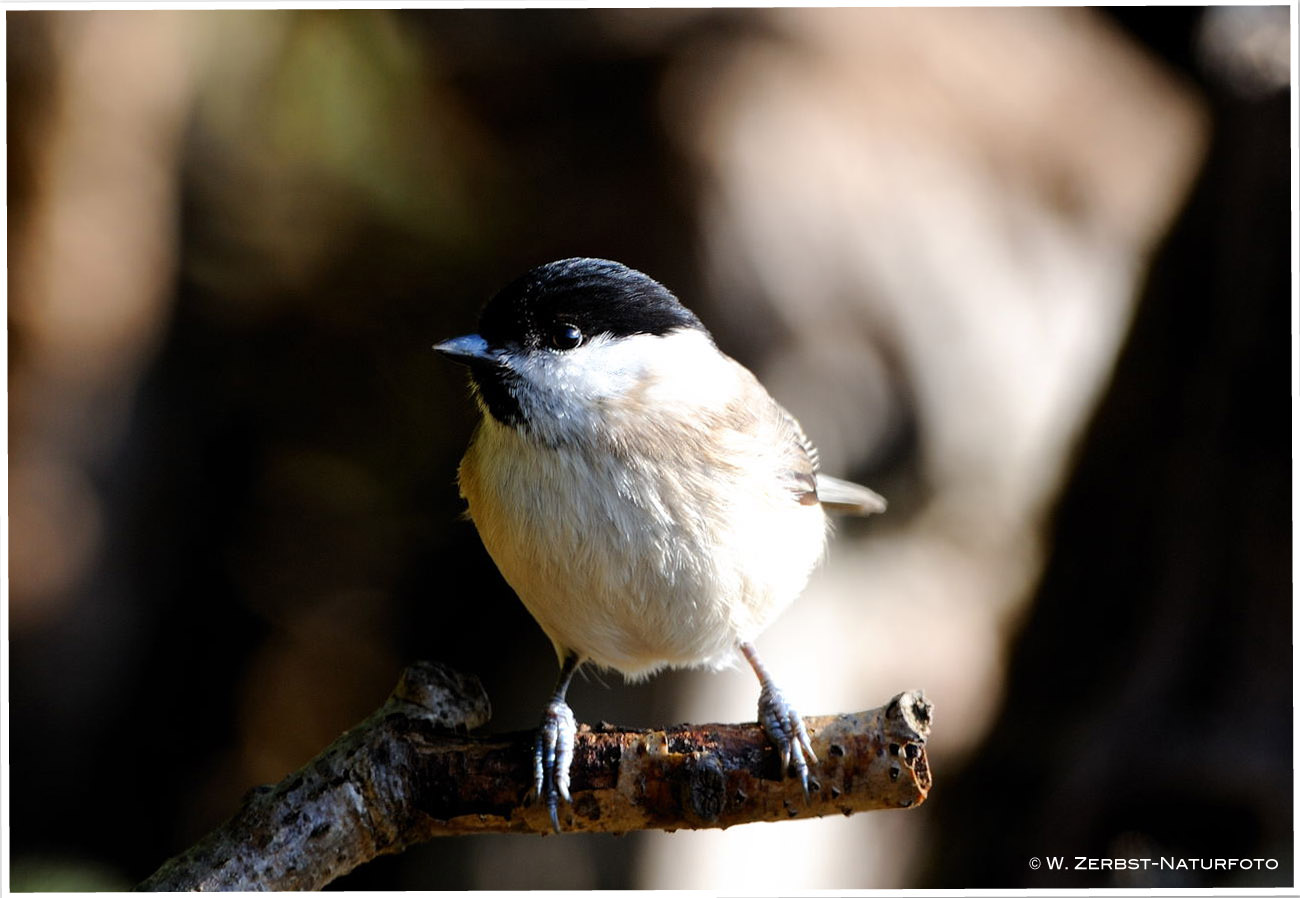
[458,409,827,678]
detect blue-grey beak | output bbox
[433,333,499,366]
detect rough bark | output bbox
[138,661,932,891]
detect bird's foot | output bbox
[533,697,577,832]
[757,682,818,797]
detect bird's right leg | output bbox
[534,652,581,833]
[740,641,818,797]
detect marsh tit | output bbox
[435,258,885,831]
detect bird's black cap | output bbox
[436,258,706,428]
[477,258,704,350]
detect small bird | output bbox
[435,258,884,831]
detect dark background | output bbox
[6,7,1291,890]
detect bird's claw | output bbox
[533,697,577,832]
[757,682,819,798]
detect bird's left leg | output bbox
[534,652,581,832]
[740,641,818,796]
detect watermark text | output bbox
[1029,856,1279,872]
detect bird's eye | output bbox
[550,324,583,351]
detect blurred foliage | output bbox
[8,857,136,893]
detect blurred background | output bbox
[5,7,1292,890]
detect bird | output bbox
[434,257,885,832]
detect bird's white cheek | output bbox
[511,330,732,415]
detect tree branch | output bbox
[138,661,933,891]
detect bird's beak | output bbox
[433,333,499,366]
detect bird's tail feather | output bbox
[816,474,887,516]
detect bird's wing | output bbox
[772,403,822,507]
[720,358,886,516]
[776,402,886,516]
